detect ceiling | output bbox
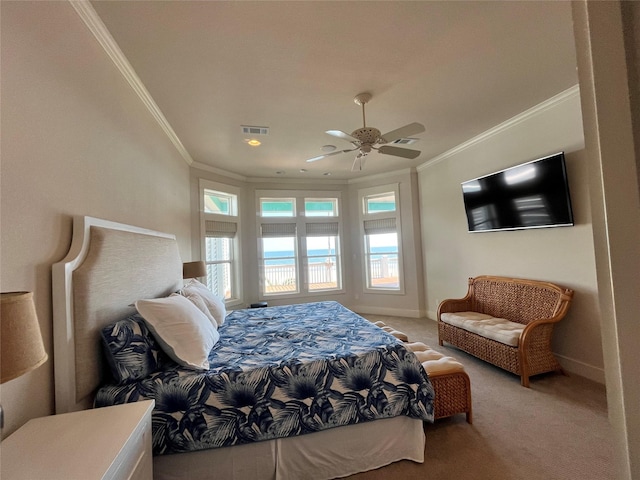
[89,1,578,181]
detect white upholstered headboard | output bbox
[52,216,183,413]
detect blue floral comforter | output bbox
[95,301,434,455]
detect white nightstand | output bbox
[1,400,154,480]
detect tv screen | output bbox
[461,152,574,232]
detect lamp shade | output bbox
[1,292,48,384]
[183,261,206,279]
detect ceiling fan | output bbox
[306,93,425,171]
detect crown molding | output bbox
[190,161,248,181]
[69,0,193,166]
[245,167,414,185]
[192,161,353,185]
[347,167,415,184]
[417,84,581,172]
[246,176,347,185]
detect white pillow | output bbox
[135,295,219,370]
[174,292,217,329]
[181,279,227,326]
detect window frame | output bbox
[256,189,345,299]
[358,183,405,295]
[199,179,243,307]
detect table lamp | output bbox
[183,261,206,280]
[1,292,48,428]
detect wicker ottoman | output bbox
[407,343,473,424]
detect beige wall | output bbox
[622,1,640,189]
[0,1,191,436]
[417,88,605,382]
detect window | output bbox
[200,181,241,304]
[305,222,340,291]
[260,224,298,294]
[204,190,234,215]
[364,192,396,214]
[359,185,403,293]
[305,198,338,217]
[260,198,295,217]
[257,191,343,297]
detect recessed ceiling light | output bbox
[245,139,261,147]
[323,172,331,176]
[299,169,307,173]
[321,145,336,152]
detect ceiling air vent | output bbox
[392,137,418,145]
[241,125,269,136]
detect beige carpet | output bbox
[344,314,617,480]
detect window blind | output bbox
[261,223,297,237]
[363,217,396,234]
[205,220,237,238]
[305,222,339,237]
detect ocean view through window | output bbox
[257,191,344,297]
[359,184,404,293]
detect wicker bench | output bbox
[437,275,574,387]
[373,322,472,423]
[407,342,472,423]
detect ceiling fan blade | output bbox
[306,148,356,163]
[379,122,425,144]
[326,130,358,142]
[377,145,421,159]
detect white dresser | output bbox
[1,400,154,480]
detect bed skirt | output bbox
[154,416,425,480]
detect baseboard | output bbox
[556,353,605,384]
[351,304,423,318]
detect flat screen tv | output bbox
[461,152,574,232]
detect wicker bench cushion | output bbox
[440,311,524,347]
[414,349,465,375]
[406,345,472,423]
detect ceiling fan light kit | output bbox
[306,92,425,170]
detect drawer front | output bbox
[127,443,153,480]
[106,414,152,480]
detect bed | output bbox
[52,216,434,480]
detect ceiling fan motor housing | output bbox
[351,127,381,145]
[359,145,372,155]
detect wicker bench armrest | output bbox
[437,298,472,319]
[520,288,573,343]
[519,309,567,346]
[520,318,553,342]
